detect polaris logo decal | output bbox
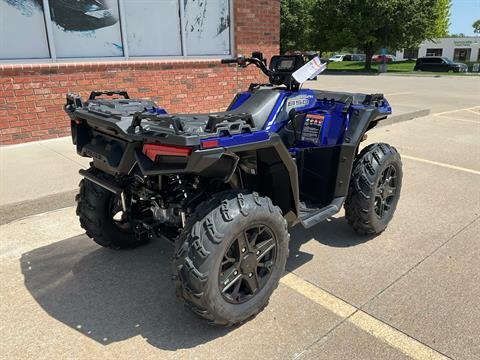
[286,95,315,111]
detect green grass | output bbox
[324,60,479,75]
[325,60,416,73]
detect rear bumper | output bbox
[79,169,122,195]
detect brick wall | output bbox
[0,0,280,145]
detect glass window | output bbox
[426,48,442,57]
[0,0,50,59]
[0,0,233,61]
[453,48,471,62]
[403,48,418,59]
[48,0,124,58]
[123,0,181,57]
[183,0,231,55]
[421,58,440,64]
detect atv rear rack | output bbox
[131,112,184,134]
[132,111,256,137]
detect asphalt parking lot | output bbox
[1,75,479,359]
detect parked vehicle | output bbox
[64,52,403,326]
[329,54,349,62]
[352,54,366,61]
[414,57,468,72]
[372,54,396,62]
[330,54,365,62]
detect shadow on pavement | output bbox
[20,216,371,350]
[20,235,231,350]
[287,216,374,270]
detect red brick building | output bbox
[0,0,280,145]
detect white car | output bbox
[329,54,346,62]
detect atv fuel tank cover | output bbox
[286,93,316,112]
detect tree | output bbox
[280,0,316,53]
[311,0,451,70]
[428,0,451,38]
[473,19,480,34]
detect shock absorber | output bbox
[165,175,199,227]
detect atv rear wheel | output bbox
[76,168,148,249]
[345,143,402,235]
[173,191,289,326]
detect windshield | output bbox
[332,55,342,58]
[442,57,454,64]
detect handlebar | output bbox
[221,56,271,77]
[220,58,240,64]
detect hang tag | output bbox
[292,56,327,84]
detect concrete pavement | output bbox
[1,75,479,359]
[0,137,90,206]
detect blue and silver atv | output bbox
[65,52,402,325]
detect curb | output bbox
[0,190,77,225]
[379,72,479,78]
[377,108,430,128]
[321,72,479,78]
[323,71,378,76]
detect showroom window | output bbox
[0,0,232,61]
[403,48,419,59]
[426,48,443,57]
[453,48,471,62]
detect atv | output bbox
[65,52,402,326]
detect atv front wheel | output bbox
[345,143,402,235]
[76,168,148,249]
[173,191,289,326]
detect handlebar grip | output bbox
[221,58,238,64]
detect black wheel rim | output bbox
[219,225,277,304]
[374,164,398,219]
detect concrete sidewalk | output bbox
[0,138,90,207]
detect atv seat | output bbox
[159,90,282,134]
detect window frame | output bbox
[1,0,235,63]
[425,48,443,57]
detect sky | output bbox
[449,0,480,35]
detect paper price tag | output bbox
[292,56,327,84]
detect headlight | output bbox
[85,10,112,19]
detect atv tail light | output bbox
[201,139,220,149]
[142,143,192,162]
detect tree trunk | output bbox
[364,43,374,71]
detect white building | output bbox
[396,37,480,62]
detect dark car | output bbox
[414,57,468,72]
